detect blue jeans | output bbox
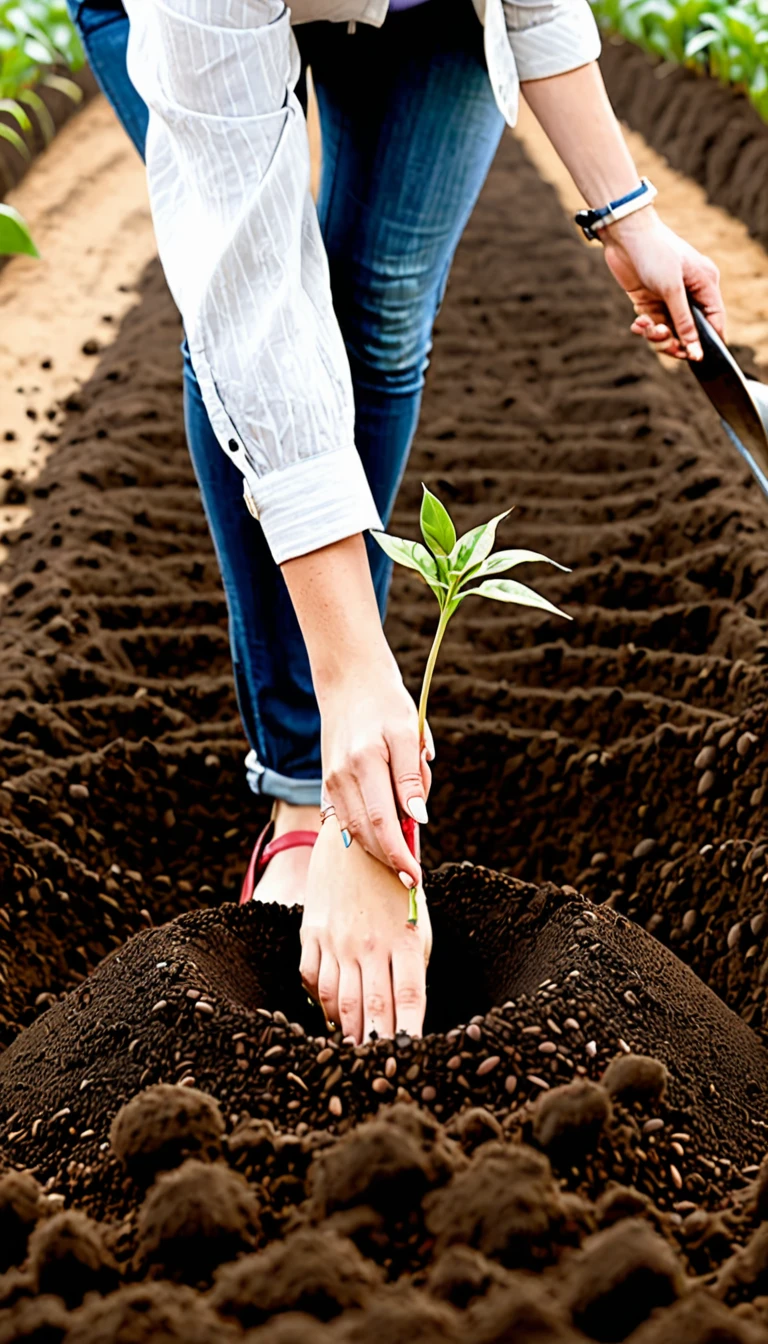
[68,0,504,805]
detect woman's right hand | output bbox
[318,652,432,889]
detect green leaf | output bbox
[370,531,440,582]
[464,577,571,620]
[18,86,54,142]
[41,72,82,102]
[469,548,571,581]
[0,96,32,131]
[0,203,38,257]
[448,509,512,577]
[0,119,29,156]
[419,485,456,558]
[685,25,719,51]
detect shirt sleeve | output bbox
[503,0,601,82]
[123,0,382,565]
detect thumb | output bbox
[390,730,429,826]
[665,284,702,361]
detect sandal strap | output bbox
[240,822,318,906]
[258,830,318,871]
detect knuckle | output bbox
[339,995,360,1017]
[349,745,371,775]
[395,768,422,788]
[395,982,424,1011]
[317,976,336,1003]
[365,993,387,1017]
[369,808,387,832]
[361,934,377,958]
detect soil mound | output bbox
[2,868,768,1209]
[2,124,768,1336]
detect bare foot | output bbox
[250,802,321,908]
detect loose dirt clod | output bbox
[211,1227,382,1327]
[532,1080,612,1154]
[135,1159,261,1282]
[0,1294,69,1344]
[26,1211,118,1309]
[109,1084,224,1178]
[562,1218,685,1341]
[601,1055,668,1104]
[0,1172,43,1271]
[425,1143,568,1269]
[64,1282,237,1344]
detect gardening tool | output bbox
[688,304,768,499]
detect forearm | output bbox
[521,61,642,208]
[281,535,394,700]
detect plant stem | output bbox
[410,592,455,930]
[417,605,452,746]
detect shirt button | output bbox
[228,438,239,453]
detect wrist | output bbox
[575,179,658,242]
[313,634,398,705]
[602,205,660,245]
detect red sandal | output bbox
[239,822,319,905]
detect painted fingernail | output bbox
[399,871,416,889]
[341,829,351,848]
[407,797,428,824]
[688,340,703,362]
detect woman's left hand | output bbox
[601,208,726,361]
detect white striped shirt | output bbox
[124,0,600,563]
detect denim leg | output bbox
[297,0,505,611]
[66,1,147,155]
[69,0,323,803]
[182,349,323,801]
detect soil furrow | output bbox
[2,125,768,1338]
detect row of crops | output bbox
[592,0,768,122]
[0,1,82,255]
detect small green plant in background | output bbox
[0,1,84,256]
[0,201,36,254]
[373,487,571,924]
[590,0,768,123]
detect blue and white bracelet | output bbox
[574,177,658,242]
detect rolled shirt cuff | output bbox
[511,2,601,82]
[242,446,384,565]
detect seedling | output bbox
[0,1,85,257]
[590,0,768,124]
[373,486,572,923]
[0,202,38,257]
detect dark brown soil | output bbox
[600,39,768,254]
[2,123,768,1338]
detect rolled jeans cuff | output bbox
[245,750,322,807]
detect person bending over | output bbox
[68,0,725,1044]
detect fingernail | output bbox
[406,797,428,825]
[399,871,416,889]
[341,829,351,848]
[688,340,703,362]
[423,745,435,763]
